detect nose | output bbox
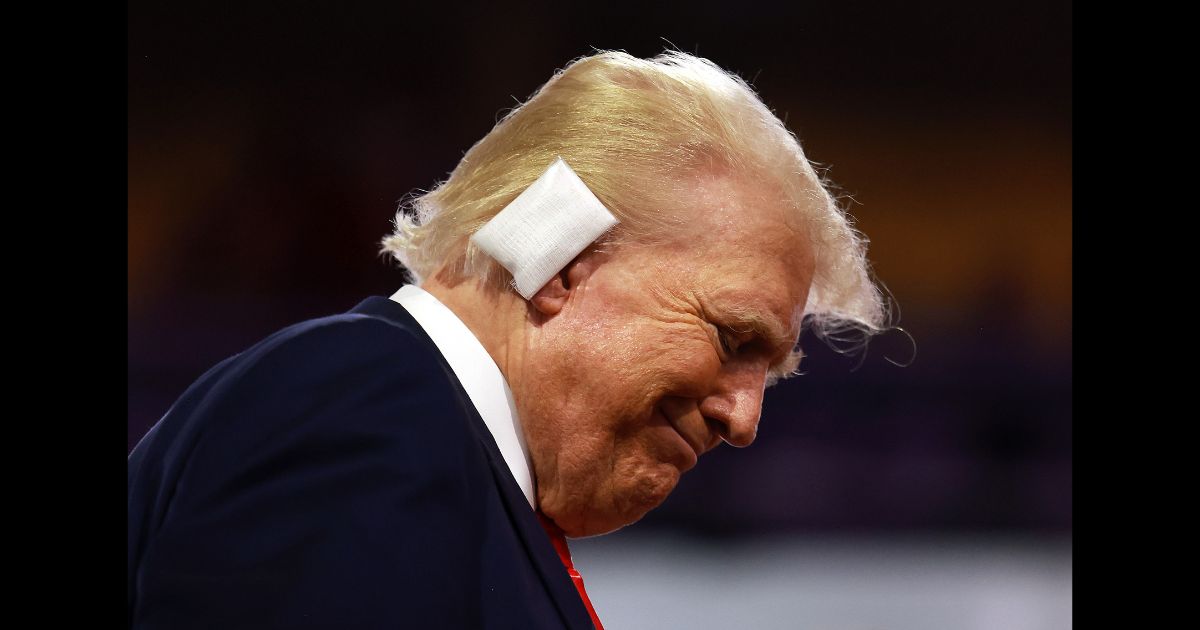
[699,360,768,448]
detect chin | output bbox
[544,450,685,537]
[578,466,679,537]
[627,466,679,512]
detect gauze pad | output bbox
[470,157,619,299]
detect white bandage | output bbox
[470,157,619,299]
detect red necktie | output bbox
[536,511,605,630]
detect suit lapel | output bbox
[348,296,595,629]
[468,408,597,630]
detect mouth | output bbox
[656,406,701,472]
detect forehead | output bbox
[669,169,814,252]
[677,172,812,268]
[655,172,816,335]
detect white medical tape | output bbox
[470,157,619,299]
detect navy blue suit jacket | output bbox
[128,296,596,629]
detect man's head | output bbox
[381,51,885,537]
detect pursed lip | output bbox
[660,407,705,471]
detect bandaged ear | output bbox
[470,157,619,300]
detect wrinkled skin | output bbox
[429,173,815,538]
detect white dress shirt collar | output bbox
[389,284,536,509]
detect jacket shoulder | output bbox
[136,307,482,504]
[129,308,495,626]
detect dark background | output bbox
[128,0,1071,537]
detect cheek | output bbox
[592,330,718,418]
[641,326,722,398]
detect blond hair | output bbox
[381,50,888,362]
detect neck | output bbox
[419,272,532,409]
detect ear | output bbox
[529,253,599,317]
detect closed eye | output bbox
[706,322,737,360]
[717,326,754,359]
[718,329,737,356]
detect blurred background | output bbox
[128,1,1071,628]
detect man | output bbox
[128,50,885,629]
